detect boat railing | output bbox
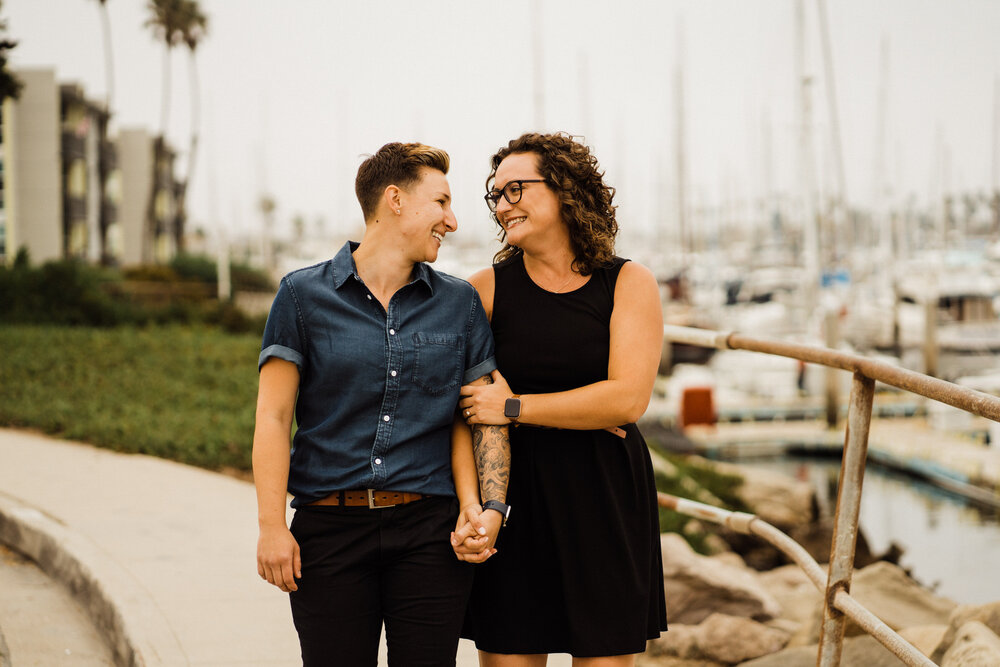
[659,324,1000,667]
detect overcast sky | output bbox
[5,0,1000,258]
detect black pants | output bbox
[289,496,474,666]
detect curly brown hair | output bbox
[488,132,618,275]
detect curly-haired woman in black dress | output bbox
[456,132,667,665]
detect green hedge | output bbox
[0,250,269,333]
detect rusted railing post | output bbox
[818,371,876,666]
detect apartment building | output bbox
[0,67,177,267]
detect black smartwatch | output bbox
[482,500,511,526]
[503,395,522,423]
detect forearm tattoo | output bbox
[473,424,510,504]
[471,374,511,503]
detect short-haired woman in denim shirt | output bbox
[253,142,511,665]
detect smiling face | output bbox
[397,167,457,264]
[492,152,563,248]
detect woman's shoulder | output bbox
[468,266,496,318]
[612,259,659,304]
[614,257,653,281]
[468,266,495,292]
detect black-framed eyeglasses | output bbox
[484,179,546,213]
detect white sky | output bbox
[5,0,1000,255]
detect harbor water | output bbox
[735,456,1000,605]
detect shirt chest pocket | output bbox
[411,332,463,395]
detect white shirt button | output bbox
[383,415,390,422]
[390,370,397,377]
[389,328,396,335]
[366,294,372,300]
[374,458,382,465]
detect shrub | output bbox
[170,253,218,284]
[0,253,267,330]
[0,256,140,326]
[231,260,274,292]
[122,263,180,282]
[159,252,276,294]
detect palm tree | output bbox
[176,0,208,251]
[0,0,23,103]
[144,0,184,137]
[89,0,116,264]
[90,0,113,111]
[144,0,184,259]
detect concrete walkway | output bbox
[0,543,115,665]
[0,428,559,666]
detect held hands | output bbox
[450,503,501,563]
[257,524,302,593]
[459,369,513,425]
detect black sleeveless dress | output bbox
[462,253,667,657]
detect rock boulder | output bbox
[661,533,782,625]
[646,614,788,664]
[798,561,956,645]
[931,600,1000,663]
[941,620,1000,666]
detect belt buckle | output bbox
[367,489,390,509]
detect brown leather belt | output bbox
[307,489,429,509]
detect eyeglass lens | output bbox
[486,181,525,212]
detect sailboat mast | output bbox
[796,0,819,292]
[993,76,999,234]
[674,18,688,263]
[816,0,848,229]
[531,0,545,130]
[873,35,891,261]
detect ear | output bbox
[383,185,402,215]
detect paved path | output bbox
[0,543,114,665]
[0,428,572,666]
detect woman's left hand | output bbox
[459,369,513,425]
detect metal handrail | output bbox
[659,324,1000,666]
[663,324,1000,421]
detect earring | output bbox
[395,209,401,215]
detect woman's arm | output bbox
[253,359,301,592]
[460,261,662,429]
[450,414,495,562]
[451,415,482,512]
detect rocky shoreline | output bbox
[642,456,1000,665]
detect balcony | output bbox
[61,131,85,161]
[101,200,119,227]
[100,141,118,174]
[63,196,86,222]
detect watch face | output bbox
[504,398,521,419]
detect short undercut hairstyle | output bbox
[355,142,450,221]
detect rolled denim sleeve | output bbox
[259,277,305,372]
[463,289,497,384]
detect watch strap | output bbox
[482,499,511,526]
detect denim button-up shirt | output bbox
[259,241,496,507]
